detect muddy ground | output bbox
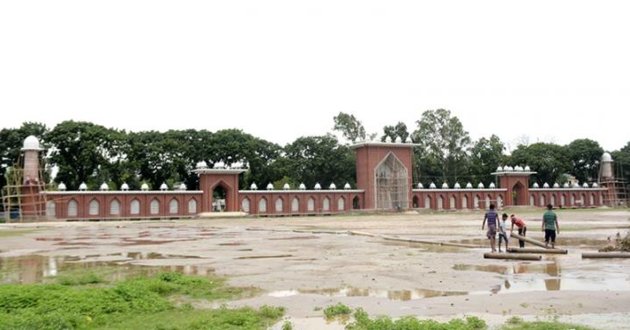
[1,208,630,329]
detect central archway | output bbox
[512,181,526,206]
[374,153,408,210]
[211,184,228,212]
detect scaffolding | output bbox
[1,153,51,222]
[375,154,409,210]
[598,161,629,207]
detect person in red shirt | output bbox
[510,214,527,248]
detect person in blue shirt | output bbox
[482,203,498,252]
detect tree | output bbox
[47,121,125,190]
[566,139,604,183]
[381,122,409,142]
[470,135,506,185]
[333,112,366,143]
[411,109,471,185]
[611,141,630,192]
[283,134,355,189]
[509,142,571,185]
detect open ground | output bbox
[1,208,629,329]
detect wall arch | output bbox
[130,199,140,215]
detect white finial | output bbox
[429,182,436,189]
[314,183,322,190]
[417,182,423,189]
[505,166,514,172]
[196,161,208,169]
[58,182,67,191]
[266,183,274,190]
[553,183,560,188]
[299,183,306,190]
[283,183,290,190]
[496,166,504,172]
[121,182,129,191]
[592,183,599,188]
[160,182,168,191]
[454,182,461,189]
[99,182,109,191]
[442,182,449,189]
[405,136,412,143]
[329,183,336,190]
[22,135,42,151]
[213,161,225,169]
[582,182,589,188]
[466,182,473,188]
[478,182,485,188]
[489,182,496,188]
[563,183,569,188]
[250,183,258,190]
[179,183,187,191]
[524,165,531,171]
[344,182,351,190]
[395,136,402,143]
[141,183,149,191]
[385,136,392,143]
[79,182,87,191]
[533,182,539,188]
[543,182,550,188]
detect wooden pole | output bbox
[510,233,550,249]
[507,247,567,254]
[581,252,630,259]
[484,253,541,260]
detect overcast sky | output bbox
[1,1,629,152]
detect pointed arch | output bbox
[530,194,535,206]
[150,199,160,215]
[590,193,595,206]
[412,195,419,208]
[188,198,197,214]
[322,196,331,211]
[497,195,503,208]
[474,195,480,209]
[550,194,556,207]
[437,195,444,210]
[130,199,140,215]
[307,197,315,212]
[449,195,456,209]
[110,199,121,215]
[275,197,284,213]
[561,194,566,207]
[241,198,250,213]
[88,199,99,216]
[68,199,78,217]
[374,152,408,209]
[424,195,431,209]
[169,198,179,214]
[337,196,346,211]
[258,197,267,213]
[462,195,468,209]
[352,196,360,209]
[46,201,56,218]
[570,193,576,206]
[291,197,300,212]
[539,194,546,207]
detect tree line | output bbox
[1,111,629,201]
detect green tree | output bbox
[381,122,409,142]
[411,109,471,185]
[469,135,506,185]
[333,112,366,143]
[283,135,355,189]
[611,141,630,192]
[509,142,571,185]
[47,121,125,190]
[566,139,604,183]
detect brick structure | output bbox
[9,136,606,221]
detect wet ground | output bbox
[1,208,630,329]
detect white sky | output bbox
[1,1,629,152]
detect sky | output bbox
[1,1,629,152]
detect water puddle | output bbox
[0,253,211,284]
[235,254,293,259]
[455,260,630,293]
[268,287,467,300]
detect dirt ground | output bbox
[1,208,630,329]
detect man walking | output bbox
[482,203,498,252]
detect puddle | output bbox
[268,236,320,240]
[235,254,293,259]
[455,261,630,293]
[0,253,211,284]
[268,287,467,301]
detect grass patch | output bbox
[323,303,353,320]
[347,308,486,330]
[0,271,282,330]
[502,316,595,330]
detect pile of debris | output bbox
[599,232,630,252]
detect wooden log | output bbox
[581,252,630,259]
[484,253,542,260]
[510,233,550,249]
[507,247,567,254]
